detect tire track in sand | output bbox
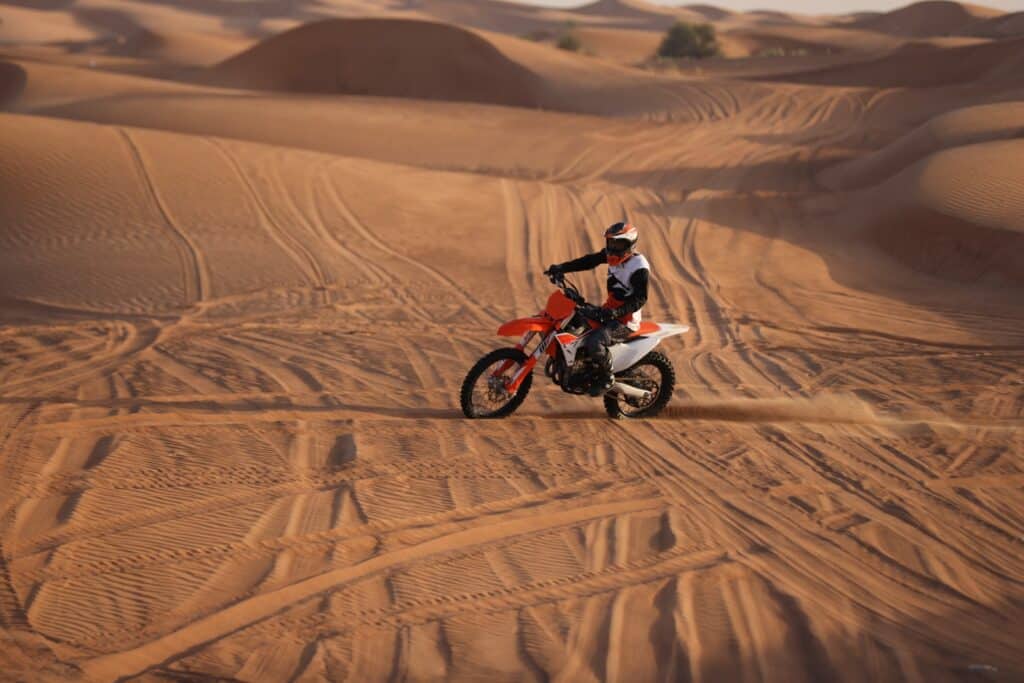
[321,159,497,328]
[612,421,1024,668]
[15,475,638,584]
[500,179,535,317]
[205,137,327,291]
[117,128,209,304]
[63,480,655,656]
[255,543,727,643]
[0,322,157,401]
[80,496,663,681]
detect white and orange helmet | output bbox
[604,221,639,266]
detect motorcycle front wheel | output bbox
[460,348,533,418]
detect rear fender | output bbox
[609,324,689,373]
[609,336,659,373]
[498,317,553,337]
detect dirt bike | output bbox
[460,271,689,419]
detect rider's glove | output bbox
[544,264,564,279]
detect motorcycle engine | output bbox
[564,359,600,395]
[546,347,600,395]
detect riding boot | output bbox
[582,324,617,396]
[587,355,614,396]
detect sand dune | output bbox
[62,7,163,57]
[0,62,25,106]
[0,4,98,45]
[881,139,1024,236]
[0,1,258,69]
[566,11,991,64]
[204,18,545,108]
[199,17,772,117]
[572,0,694,25]
[37,89,625,181]
[1,0,1002,71]
[966,11,1024,38]
[843,0,1004,37]
[394,0,579,35]
[1,58,223,113]
[9,53,771,172]
[770,36,1024,87]
[741,9,810,25]
[856,139,1024,283]
[0,113,198,314]
[720,24,908,57]
[1,3,1023,682]
[683,4,735,21]
[821,101,1024,189]
[0,112,516,315]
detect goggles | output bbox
[606,238,633,256]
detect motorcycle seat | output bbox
[628,321,661,338]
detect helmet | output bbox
[604,221,638,266]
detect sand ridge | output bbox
[204,18,546,108]
[852,138,1024,283]
[820,101,1024,190]
[842,0,1005,37]
[765,35,1024,87]
[0,0,1023,681]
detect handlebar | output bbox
[543,269,606,320]
[545,269,586,306]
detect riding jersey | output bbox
[556,250,650,331]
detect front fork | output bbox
[491,331,551,393]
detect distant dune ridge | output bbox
[573,0,686,21]
[769,36,1024,87]
[0,62,26,106]
[682,4,735,21]
[204,18,545,107]
[1,1,1023,682]
[819,99,1024,284]
[821,102,1024,190]
[843,0,1005,36]
[201,16,751,116]
[862,139,1024,283]
[966,11,1024,38]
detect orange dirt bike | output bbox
[460,272,689,419]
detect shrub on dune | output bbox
[657,21,721,59]
[556,28,582,52]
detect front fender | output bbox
[498,317,553,337]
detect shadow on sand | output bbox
[0,62,27,108]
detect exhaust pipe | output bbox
[609,382,651,400]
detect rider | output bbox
[544,221,650,395]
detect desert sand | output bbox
[1,0,1022,681]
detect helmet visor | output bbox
[606,237,632,256]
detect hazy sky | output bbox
[514,0,1024,12]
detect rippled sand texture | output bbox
[1,0,1022,681]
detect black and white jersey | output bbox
[556,250,651,331]
[606,254,650,329]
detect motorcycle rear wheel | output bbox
[604,350,674,419]
[461,348,533,418]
